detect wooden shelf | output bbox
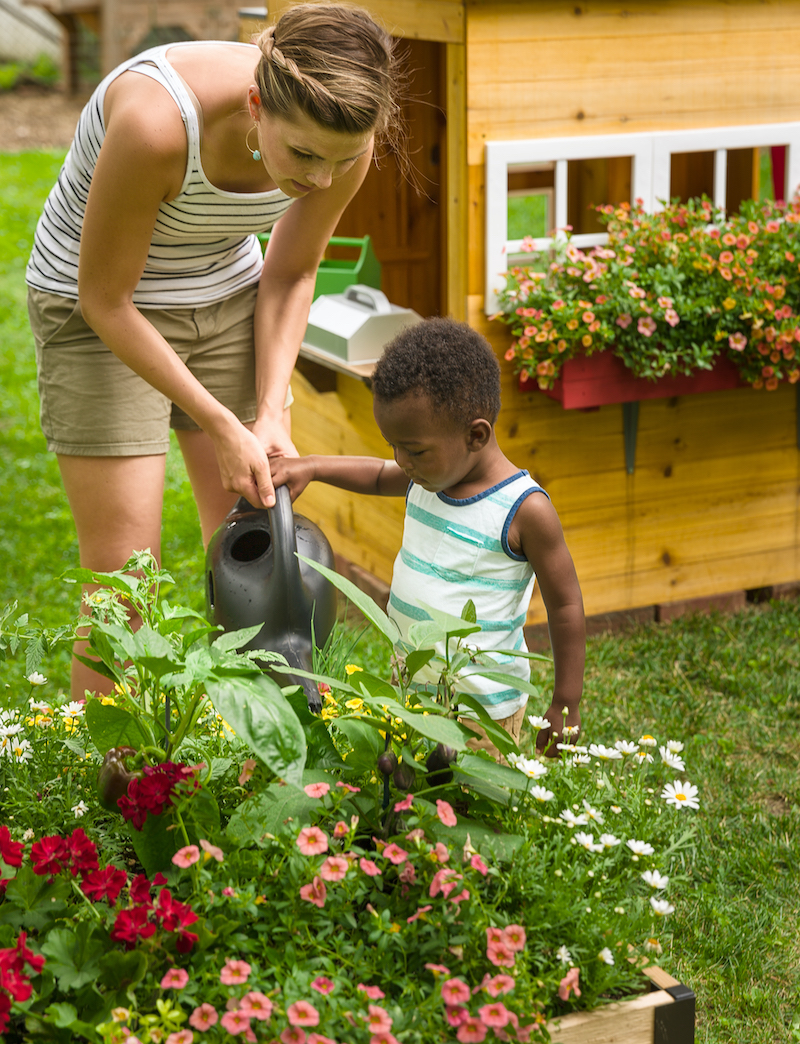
[298,342,376,383]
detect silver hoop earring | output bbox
[246,124,262,162]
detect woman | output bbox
[26,3,402,698]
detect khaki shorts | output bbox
[28,285,292,456]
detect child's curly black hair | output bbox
[371,316,501,427]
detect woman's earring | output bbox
[246,124,262,162]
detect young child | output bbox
[270,317,585,756]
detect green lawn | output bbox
[1,151,799,1044]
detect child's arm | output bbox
[269,454,410,501]
[510,494,586,757]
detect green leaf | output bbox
[98,949,149,990]
[40,923,106,991]
[298,554,400,645]
[461,599,478,623]
[84,698,152,756]
[417,601,482,639]
[43,1003,79,1029]
[404,648,436,679]
[207,674,306,788]
[226,784,318,844]
[332,717,383,775]
[459,666,542,698]
[361,698,469,751]
[458,753,534,793]
[212,625,265,653]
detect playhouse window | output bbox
[567,157,632,235]
[507,163,555,239]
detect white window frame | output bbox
[485,122,800,313]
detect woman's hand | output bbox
[211,418,282,508]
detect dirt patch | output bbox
[0,86,85,152]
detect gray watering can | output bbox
[205,486,338,712]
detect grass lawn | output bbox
[1,151,800,1043]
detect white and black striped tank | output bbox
[25,42,295,308]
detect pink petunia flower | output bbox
[299,876,327,908]
[456,1017,488,1043]
[319,856,349,882]
[478,1002,512,1028]
[199,839,224,862]
[382,843,408,865]
[407,904,432,923]
[332,821,349,838]
[166,1033,193,1044]
[503,925,526,952]
[304,782,331,799]
[616,313,633,329]
[445,1005,470,1027]
[288,1001,320,1027]
[441,978,471,1005]
[729,332,747,351]
[487,941,515,968]
[365,1005,393,1034]
[310,976,336,996]
[436,800,457,826]
[221,1009,252,1036]
[484,974,515,997]
[189,1003,219,1030]
[558,966,582,1001]
[359,857,382,877]
[637,316,657,337]
[219,959,252,985]
[172,845,200,868]
[161,968,189,989]
[336,781,360,793]
[664,309,680,327]
[469,853,489,876]
[296,826,329,856]
[280,1029,306,1044]
[358,983,386,1000]
[430,868,463,898]
[239,991,273,1020]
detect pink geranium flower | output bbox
[310,976,336,996]
[441,978,471,1005]
[240,991,273,1020]
[172,845,200,868]
[288,1001,320,1027]
[304,782,331,799]
[319,856,349,882]
[359,857,382,877]
[358,983,386,1000]
[160,968,189,989]
[456,1017,488,1043]
[436,800,457,826]
[189,1003,219,1030]
[221,1009,252,1036]
[219,958,252,985]
[296,827,328,856]
[300,876,327,908]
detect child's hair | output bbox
[254,4,402,144]
[372,317,502,427]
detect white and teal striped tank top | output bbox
[389,470,548,720]
[26,42,295,308]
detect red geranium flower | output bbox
[65,828,98,877]
[30,835,69,877]
[81,865,128,904]
[0,826,23,868]
[109,906,157,948]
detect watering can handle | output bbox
[266,485,310,627]
[344,284,392,314]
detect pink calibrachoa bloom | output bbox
[222,887,237,897]
[637,316,657,337]
[487,941,515,969]
[441,978,471,1005]
[664,308,680,327]
[296,826,329,856]
[299,876,327,908]
[456,1017,488,1043]
[729,332,747,351]
[503,924,526,951]
[332,821,349,838]
[304,782,331,799]
[240,992,274,1020]
[189,1003,219,1030]
[430,868,463,898]
[359,857,382,877]
[219,958,252,985]
[310,976,336,996]
[358,983,386,1000]
[407,904,432,923]
[431,842,450,863]
[445,1006,470,1027]
[469,853,489,876]
[449,888,470,905]
[220,1009,252,1036]
[436,799,457,826]
[238,758,256,785]
[160,968,189,989]
[479,1002,512,1028]
[558,966,582,1001]
[393,793,413,812]
[166,1032,193,1044]
[280,1028,306,1044]
[336,781,360,793]
[369,1035,400,1044]
[382,843,408,865]
[365,1005,393,1034]
[484,974,515,997]
[307,1036,338,1044]
[319,856,349,882]
[424,962,451,977]
[172,845,200,868]
[288,1001,320,1027]
[199,839,224,862]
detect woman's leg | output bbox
[57,453,166,701]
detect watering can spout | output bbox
[205,486,338,713]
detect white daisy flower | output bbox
[572,754,592,767]
[529,785,554,802]
[659,746,686,772]
[22,829,35,842]
[633,750,654,765]
[599,833,622,848]
[560,809,589,827]
[508,755,548,780]
[562,724,581,738]
[556,945,572,964]
[574,831,597,851]
[27,672,47,686]
[556,743,578,753]
[10,739,33,763]
[644,937,663,954]
[662,780,700,810]
[627,839,655,856]
[0,723,23,739]
[650,897,675,917]
[59,701,85,718]
[582,800,605,824]
[638,735,657,748]
[598,947,615,965]
[610,805,622,814]
[642,869,669,889]
[588,743,623,761]
[666,740,684,754]
[614,740,639,755]
[71,801,89,818]
[527,715,551,731]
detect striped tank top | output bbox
[389,471,548,720]
[26,42,295,308]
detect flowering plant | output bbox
[495,195,800,392]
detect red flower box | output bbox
[519,352,745,410]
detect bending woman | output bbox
[26,3,402,698]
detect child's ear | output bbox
[466,419,493,451]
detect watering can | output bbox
[205,486,338,713]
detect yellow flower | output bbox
[722,297,736,311]
[389,923,401,933]
[254,895,267,905]
[344,698,364,711]
[714,329,726,341]
[100,695,116,706]
[344,664,363,676]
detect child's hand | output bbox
[536,701,581,759]
[268,456,315,502]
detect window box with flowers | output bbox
[494,196,800,407]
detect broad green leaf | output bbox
[40,923,106,991]
[406,620,446,649]
[98,949,148,990]
[85,698,152,756]
[459,667,542,698]
[207,674,306,788]
[361,698,468,750]
[212,625,265,652]
[332,717,383,775]
[404,648,436,679]
[298,554,400,645]
[476,646,553,664]
[458,753,535,793]
[226,784,318,844]
[417,601,482,638]
[461,599,478,623]
[43,1004,79,1029]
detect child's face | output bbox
[373,392,478,495]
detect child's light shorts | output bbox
[28,284,292,457]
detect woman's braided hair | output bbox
[253,3,402,143]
